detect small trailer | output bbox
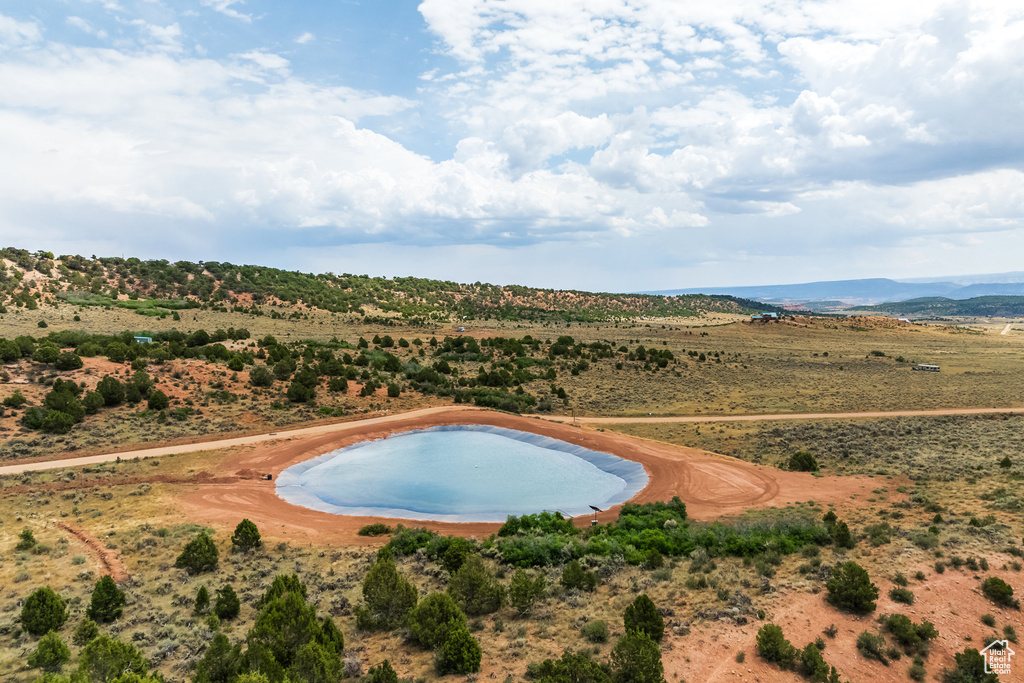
[912,364,940,372]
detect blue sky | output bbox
[0,1,1023,291]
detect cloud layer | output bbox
[0,1,1022,289]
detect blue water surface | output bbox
[275,425,648,522]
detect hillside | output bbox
[850,295,1024,317]
[650,274,1024,306]
[0,247,770,322]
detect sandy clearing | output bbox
[669,560,1024,683]
[1002,323,1012,335]
[171,408,887,544]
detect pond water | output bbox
[275,424,648,522]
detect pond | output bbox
[275,424,648,522]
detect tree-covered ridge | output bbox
[850,295,1024,317]
[0,246,772,321]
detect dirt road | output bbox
[4,404,1024,476]
[538,406,1024,424]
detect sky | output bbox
[0,1,1023,292]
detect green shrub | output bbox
[367,660,399,683]
[940,647,998,683]
[87,576,126,623]
[755,624,796,669]
[830,520,855,549]
[882,614,938,655]
[909,656,927,682]
[246,588,342,674]
[175,532,219,574]
[438,537,475,573]
[78,635,149,682]
[28,631,70,672]
[788,451,819,472]
[981,577,1019,608]
[826,561,878,614]
[856,631,888,664]
[610,630,665,683]
[147,390,169,411]
[194,632,242,683]
[356,549,418,630]
[258,574,307,608]
[582,620,610,644]
[21,586,68,636]
[290,641,342,683]
[214,585,241,621]
[623,594,664,642]
[406,593,466,649]
[231,519,262,553]
[561,559,597,592]
[509,568,546,616]
[980,614,995,627]
[73,618,99,647]
[526,649,612,683]
[447,555,503,617]
[889,587,914,605]
[195,585,210,614]
[357,523,392,537]
[15,527,37,551]
[797,642,830,681]
[435,625,481,675]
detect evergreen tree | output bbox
[367,660,399,683]
[257,574,307,608]
[73,618,100,647]
[826,561,878,614]
[560,559,598,591]
[231,519,262,553]
[447,554,504,616]
[195,586,211,615]
[78,635,149,682]
[355,549,418,630]
[623,594,664,642]
[245,591,322,673]
[407,593,467,649]
[97,376,125,406]
[289,641,341,683]
[755,623,797,669]
[435,625,482,675]
[193,632,242,683]
[87,576,126,623]
[610,630,665,683]
[509,568,546,616]
[175,532,219,574]
[28,631,70,673]
[147,390,169,411]
[21,586,68,636]
[214,585,241,621]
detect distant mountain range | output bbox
[647,272,1024,308]
[849,296,1024,318]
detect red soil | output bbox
[56,521,130,584]
[174,407,885,544]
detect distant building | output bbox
[912,364,940,372]
[134,336,152,344]
[750,312,779,323]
